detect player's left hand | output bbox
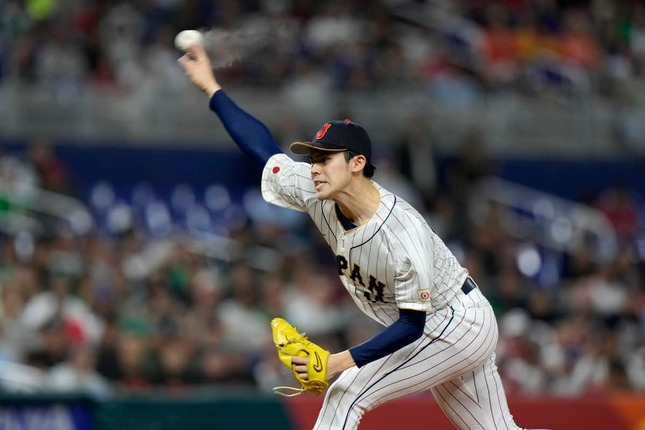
[293,351,357,381]
[292,355,309,380]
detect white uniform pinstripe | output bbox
[262,154,527,430]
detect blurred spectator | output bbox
[446,129,495,243]
[24,318,71,370]
[36,22,88,101]
[20,272,104,347]
[198,343,251,386]
[258,271,286,318]
[186,267,223,323]
[143,25,189,94]
[558,8,600,71]
[370,150,425,211]
[45,345,112,398]
[568,262,628,319]
[98,0,145,91]
[155,337,199,390]
[448,128,494,189]
[490,264,531,315]
[304,2,363,53]
[283,269,345,338]
[253,336,297,394]
[628,5,645,77]
[418,46,482,108]
[548,323,616,396]
[0,145,39,199]
[468,201,508,276]
[480,3,521,89]
[594,185,641,245]
[497,310,548,395]
[218,261,270,355]
[26,138,74,196]
[627,345,645,391]
[393,112,439,210]
[0,280,32,362]
[107,329,157,392]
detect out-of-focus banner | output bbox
[0,403,93,430]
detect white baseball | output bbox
[174,30,204,51]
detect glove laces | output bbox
[272,386,306,397]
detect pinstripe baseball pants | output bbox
[314,288,525,430]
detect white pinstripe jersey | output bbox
[261,154,468,327]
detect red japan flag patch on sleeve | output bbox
[418,289,431,302]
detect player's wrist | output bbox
[206,84,221,98]
[328,351,356,378]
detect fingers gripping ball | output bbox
[271,317,330,396]
[174,30,204,52]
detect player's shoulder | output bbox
[264,153,312,178]
[376,184,430,232]
[267,152,301,167]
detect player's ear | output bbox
[350,154,367,173]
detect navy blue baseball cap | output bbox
[290,119,373,165]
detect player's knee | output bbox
[327,376,360,401]
[326,377,371,412]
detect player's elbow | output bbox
[408,324,425,343]
[399,309,427,343]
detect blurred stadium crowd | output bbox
[0,133,643,399]
[0,0,643,401]
[1,0,645,102]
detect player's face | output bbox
[309,150,353,200]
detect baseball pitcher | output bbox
[179,43,543,430]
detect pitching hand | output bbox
[178,44,221,98]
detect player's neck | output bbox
[335,181,380,226]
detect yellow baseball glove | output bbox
[270,317,330,396]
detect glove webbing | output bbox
[273,332,307,397]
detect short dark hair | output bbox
[345,151,375,178]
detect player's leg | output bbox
[312,296,499,430]
[431,352,524,430]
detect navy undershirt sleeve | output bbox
[349,309,426,368]
[209,90,282,169]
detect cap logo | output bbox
[315,123,332,140]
